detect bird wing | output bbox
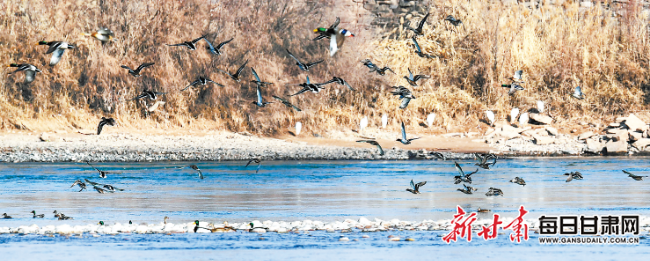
[245,159,255,167]
[45,42,61,54]
[342,79,355,91]
[290,86,310,97]
[166,43,187,47]
[407,68,414,80]
[198,169,204,179]
[415,181,427,189]
[466,169,479,177]
[329,33,339,56]
[97,120,106,135]
[272,95,289,103]
[234,60,248,77]
[514,70,523,81]
[410,179,415,190]
[401,122,407,141]
[24,70,36,83]
[574,86,583,97]
[181,80,200,91]
[454,161,465,176]
[399,97,411,109]
[375,143,384,155]
[136,63,154,72]
[251,68,261,83]
[306,60,324,68]
[191,35,206,44]
[216,38,234,50]
[286,49,302,65]
[256,86,263,104]
[417,13,430,31]
[49,48,65,66]
[206,78,224,87]
[203,38,217,54]
[412,37,421,52]
[120,65,133,72]
[330,17,340,30]
[566,175,573,182]
[306,76,310,84]
[256,162,261,174]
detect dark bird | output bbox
[31,210,44,218]
[7,63,41,83]
[623,170,647,181]
[444,15,463,26]
[37,41,75,66]
[572,86,585,100]
[406,179,426,194]
[53,210,73,220]
[81,28,114,43]
[181,76,223,91]
[86,161,108,178]
[217,60,248,82]
[287,49,323,71]
[356,140,384,156]
[2,213,12,219]
[485,187,504,197]
[194,220,209,233]
[477,207,491,213]
[85,179,124,192]
[97,117,116,135]
[391,86,416,110]
[407,13,430,36]
[404,68,430,86]
[361,59,378,71]
[501,82,525,95]
[564,171,584,182]
[204,37,233,55]
[321,77,355,91]
[289,76,326,96]
[245,159,262,174]
[313,17,340,41]
[70,179,87,192]
[120,63,154,77]
[510,177,526,186]
[272,96,302,112]
[411,37,435,59]
[166,35,206,50]
[457,184,477,194]
[432,152,446,160]
[252,85,273,107]
[397,122,420,145]
[189,165,204,179]
[454,161,479,184]
[250,68,273,87]
[375,66,395,76]
[134,90,166,101]
[475,153,497,169]
[94,186,105,193]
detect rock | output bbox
[629,131,642,142]
[500,131,520,140]
[585,139,605,154]
[606,128,621,134]
[578,131,595,140]
[39,133,50,142]
[623,114,646,132]
[609,122,620,128]
[605,140,628,155]
[545,127,558,136]
[533,135,554,145]
[632,139,650,150]
[612,130,628,142]
[529,113,553,125]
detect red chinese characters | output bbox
[503,205,529,242]
[442,206,477,243]
[477,213,502,240]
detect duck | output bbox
[98,221,105,226]
[85,179,124,192]
[407,13,430,36]
[457,184,477,194]
[53,210,73,220]
[356,139,384,156]
[475,153,497,169]
[510,177,526,186]
[501,82,525,95]
[189,165,204,179]
[166,35,205,50]
[623,170,647,181]
[313,17,354,56]
[181,76,223,91]
[396,122,420,145]
[70,179,87,192]
[97,117,116,135]
[286,49,323,71]
[403,68,430,86]
[313,17,340,41]
[454,161,479,184]
[564,171,584,182]
[204,37,233,55]
[391,86,416,110]
[361,59,378,71]
[250,68,273,88]
[7,63,41,83]
[2,213,12,219]
[193,220,211,233]
[411,37,435,59]
[321,77,355,91]
[245,159,262,174]
[134,90,166,101]
[120,63,154,77]
[86,161,108,178]
[249,222,268,233]
[94,186,106,194]
[406,179,426,194]
[31,211,44,218]
[217,60,248,82]
[485,187,504,197]
[289,76,326,96]
[37,41,75,66]
[477,207,491,213]
[432,152,446,160]
[444,15,463,27]
[252,85,273,108]
[375,66,395,76]
[572,86,585,100]
[81,28,114,43]
[272,96,301,112]
[510,70,524,83]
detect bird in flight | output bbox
[396,122,420,145]
[37,41,75,66]
[181,76,223,91]
[7,63,41,83]
[286,49,323,71]
[217,60,249,82]
[97,117,116,135]
[86,161,109,178]
[166,35,206,50]
[407,13,430,36]
[246,159,262,173]
[454,161,479,184]
[475,153,497,169]
[272,96,302,112]
[203,37,233,55]
[406,179,426,194]
[120,63,154,77]
[623,170,646,181]
[357,139,384,156]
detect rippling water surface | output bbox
[1,157,649,259]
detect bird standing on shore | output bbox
[406,179,426,194]
[81,28,114,43]
[286,49,323,71]
[204,37,233,55]
[397,122,420,145]
[245,159,262,174]
[623,170,646,181]
[166,35,205,50]
[7,63,41,83]
[357,140,384,156]
[31,210,44,218]
[97,117,116,135]
[120,63,154,77]
[218,60,248,82]
[37,41,75,66]
[407,13,430,36]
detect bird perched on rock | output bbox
[411,37,435,59]
[391,86,416,110]
[357,140,384,156]
[120,63,154,77]
[181,76,223,91]
[286,49,323,71]
[485,187,504,197]
[189,165,204,179]
[321,77,355,91]
[204,37,233,55]
[81,28,114,43]
[272,96,301,112]
[245,159,262,174]
[7,63,41,83]
[97,117,116,135]
[403,68,430,87]
[475,153,497,169]
[510,177,526,186]
[37,41,75,66]
[407,13,430,36]
[31,210,44,218]
[406,179,426,194]
[397,122,420,145]
[70,179,86,192]
[86,161,109,178]
[454,161,478,184]
[217,60,248,82]
[564,171,583,182]
[572,86,585,100]
[166,35,205,50]
[623,170,646,181]
[457,184,477,194]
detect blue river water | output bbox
[0,157,649,259]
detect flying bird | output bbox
[85,179,124,192]
[189,165,204,179]
[510,177,526,186]
[375,66,395,76]
[81,28,114,43]
[70,179,86,192]
[252,85,273,107]
[623,170,647,181]
[286,49,323,71]
[217,60,249,82]
[457,184,477,194]
[86,161,109,178]
[454,161,479,184]
[313,17,340,41]
[7,63,41,83]
[204,37,233,55]
[134,90,166,101]
[475,153,497,169]
[397,122,420,145]
[245,159,262,174]
[313,17,354,56]
[404,68,430,86]
[485,187,504,197]
[321,77,355,91]
[406,179,426,194]
[391,86,416,110]
[564,171,584,182]
[572,86,585,100]
[411,36,435,59]
[444,15,463,27]
[361,59,378,71]
[511,70,524,83]
[166,35,206,50]
[289,76,326,96]
[250,68,273,87]
[356,140,384,155]
[407,13,430,36]
[181,76,223,91]
[97,117,116,135]
[272,95,301,112]
[37,41,75,66]
[501,82,525,95]
[120,63,154,77]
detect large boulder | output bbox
[529,113,553,125]
[623,114,646,132]
[585,139,605,154]
[533,135,554,145]
[629,131,643,142]
[632,139,650,150]
[605,140,628,155]
[578,131,595,140]
[545,127,558,136]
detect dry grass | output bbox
[1,0,650,137]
